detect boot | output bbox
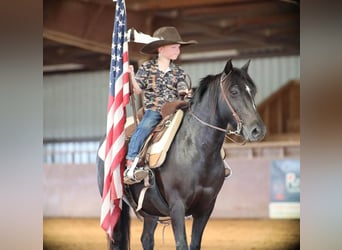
[124,157,149,185]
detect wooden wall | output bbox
[257,80,300,141]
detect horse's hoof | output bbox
[224,166,232,178]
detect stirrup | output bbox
[124,167,149,185]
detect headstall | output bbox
[189,71,245,143]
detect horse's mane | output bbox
[192,74,221,105]
[190,73,222,123]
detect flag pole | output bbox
[127,27,138,127]
[129,74,138,127]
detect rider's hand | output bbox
[128,65,135,75]
[185,89,192,99]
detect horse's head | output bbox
[220,59,266,142]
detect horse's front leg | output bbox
[189,202,216,250]
[170,201,188,250]
[141,215,158,250]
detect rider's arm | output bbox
[129,65,142,95]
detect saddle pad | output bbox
[147,109,184,168]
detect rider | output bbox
[124,26,197,185]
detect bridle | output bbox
[189,71,246,144]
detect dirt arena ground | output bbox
[43,218,299,250]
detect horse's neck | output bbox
[182,106,227,153]
[191,98,228,131]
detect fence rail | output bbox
[43,140,300,164]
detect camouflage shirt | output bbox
[135,58,189,112]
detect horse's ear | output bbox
[242,60,251,72]
[224,59,233,74]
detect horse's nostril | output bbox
[251,127,260,137]
[251,126,264,139]
[250,125,266,140]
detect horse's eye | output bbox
[230,87,239,96]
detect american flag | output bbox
[100,0,130,239]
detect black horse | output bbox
[97,59,266,250]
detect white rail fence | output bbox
[43,141,300,164]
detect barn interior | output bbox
[43,0,300,247]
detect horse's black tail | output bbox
[108,201,131,250]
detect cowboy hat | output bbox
[140,26,198,55]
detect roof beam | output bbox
[127,0,252,11]
[44,0,149,54]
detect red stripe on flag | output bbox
[100,198,121,235]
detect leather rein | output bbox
[189,71,246,144]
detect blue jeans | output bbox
[126,109,162,161]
